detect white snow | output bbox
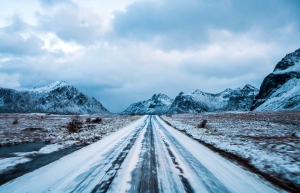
[16,81,68,93]
[108,119,147,192]
[273,57,300,74]
[0,157,31,174]
[11,142,78,157]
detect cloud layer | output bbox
[0,0,299,112]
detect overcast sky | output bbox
[0,0,299,112]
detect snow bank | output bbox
[0,157,31,174]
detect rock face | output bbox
[251,48,300,111]
[122,93,174,115]
[0,81,110,114]
[168,85,259,114]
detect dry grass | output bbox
[0,113,141,146]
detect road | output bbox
[0,115,282,193]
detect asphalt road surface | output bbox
[0,115,283,193]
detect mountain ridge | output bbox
[168,84,259,114]
[123,85,259,115]
[251,48,300,111]
[0,81,110,114]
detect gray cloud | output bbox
[0,15,44,56]
[0,33,44,56]
[37,3,104,45]
[111,0,300,50]
[3,14,29,32]
[39,0,73,7]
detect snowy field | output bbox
[0,113,140,179]
[0,113,141,147]
[161,111,300,192]
[0,116,282,193]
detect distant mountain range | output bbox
[251,48,300,111]
[168,84,259,114]
[123,48,300,114]
[122,85,259,114]
[0,81,110,114]
[1,48,299,115]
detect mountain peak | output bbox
[220,88,233,94]
[273,48,300,74]
[251,48,300,111]
[242,84,257,91]
[123,93,174,115]
[31,81,69,93]
[0,81,110,114]
[192,89,206,94]
[16,81,69,93]
[152,93,170,100]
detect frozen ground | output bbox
[0,157,31,174]
[0,113,140,146]
[160,111,300,192]
[0,113,140,178]
[0,115,282,193]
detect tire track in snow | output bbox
[154,116,231,193]
[128,116,159,193]
[90,117,148,193]
[159,133,194,193]
[50,130,137,192]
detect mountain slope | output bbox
[0,81,110,114]
[251,48,300,111]
[122,93,174,115]
[168,85,258,113]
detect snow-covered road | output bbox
[0,115,283,193]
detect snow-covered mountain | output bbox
[122,93,174,115]
[0,81,110,114]
[251,48,300,111]
[168,85,259,113]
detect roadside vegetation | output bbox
[0,114,140,146]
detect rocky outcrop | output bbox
[0,81,110,114]
[251,48,300,111]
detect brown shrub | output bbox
[86,117,91,123]
[12,118,18,124]
[92,117,102,123]
[197,120,207,128]
[67,118,83,133]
